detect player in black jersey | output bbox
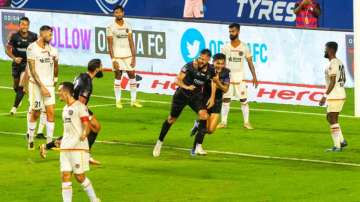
[40,59,103,164]
[5,17,37,115]
[152,49,217,157]
[190,53,230,155]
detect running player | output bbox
[26,25,58,149]
[107,5,142,109]
[40,59,103,164]
[5,17,37,115]
[217,23,258,129]
[190,53,230,155]
[319,41,347,152]
[57,82,100,202]
[152,49,216,157]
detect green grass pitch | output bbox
[0,59,359,201]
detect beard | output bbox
[324,52,329,58]
[230,34,238,41]
[95,71,104,78]
[116,16,123,20]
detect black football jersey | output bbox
[203,67,231,100]
[73,73,93,105]
[180,62,216,95]
[8,31,37,61]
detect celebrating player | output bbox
[26,25,58,149]
[57,82,100,202]
[190,53,230,155]
[40,59,103,165]
[217,23,258,129]
[5,17,37,115]
[153,49,216,157]
[107,5,142,109]
[319,42,347,152]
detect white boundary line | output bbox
[1,130,360,168]
[0,85,357,119]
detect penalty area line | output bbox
[1,131,360,168]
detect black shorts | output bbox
[170,89,206,118]
[12,62,26,79]
[208,99,222,114]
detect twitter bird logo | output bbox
[181,28,205,62]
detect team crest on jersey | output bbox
[95,0,128,14]
[239,51,244,56]
[68,110,74,115]
[1,12,25,49]
[75,164,80,169]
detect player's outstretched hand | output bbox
[41,86,51,97]
[14,57,22,64]
[319,96,326,106]
[80,134,87,141]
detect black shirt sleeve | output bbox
[7,33,16,47]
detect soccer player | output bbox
[190,53,230,155]
[319,42,347,152]
[5,17,37,115]
[153,49,216,157]
[217,23,258,129]
[26,25,58,149]
[57,82,100,202]
[40,59,103,165]
[106,5,142,109]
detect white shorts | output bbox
[327,100,345,113]
[223,82,248,100]
[60,151,90,174]
[113,57,134,71]
[28,82,55,110]
[183,0,204,18]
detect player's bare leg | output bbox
[28,110,40,150]
[192,110,209,155]
[88,115,101,165]
[45,104,55,143]
[218,98,231,128]
[207,113,220,134]
[114,70,123,109]
[74,174,100,202]
[240,99,253,129]
[153,116,177,157]
[326,112,346,152]
[127,71,142,108]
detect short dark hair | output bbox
[200,49,212,57]
[39,25,53,32]
[213,53,226,61]
[229,23,240,30]
[113,5,124,12]
[19,17,29,24]
[60,82,74,96]
[326,41,338,52]
[88,59,102,72]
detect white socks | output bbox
[114,79,122,102]
[46,121,55,143]
[28,121,36,142]
[81,178,98,202]
[62,182,72,202]
[130,78,137,103]
[330,124,342,148]
[37,111,46,134]
[221,102,230,125]
[241,102,250,124]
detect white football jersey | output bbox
[60,101,90,150]
[325,58,346,100]
[106,20,133,58]
[26,41,58,86]
[222,41,252,83]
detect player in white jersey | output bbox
[217,23,258,129]
[58,82,100,202]
[26,25,59,150]
[319,42,347,152]
[106,5,142,109]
